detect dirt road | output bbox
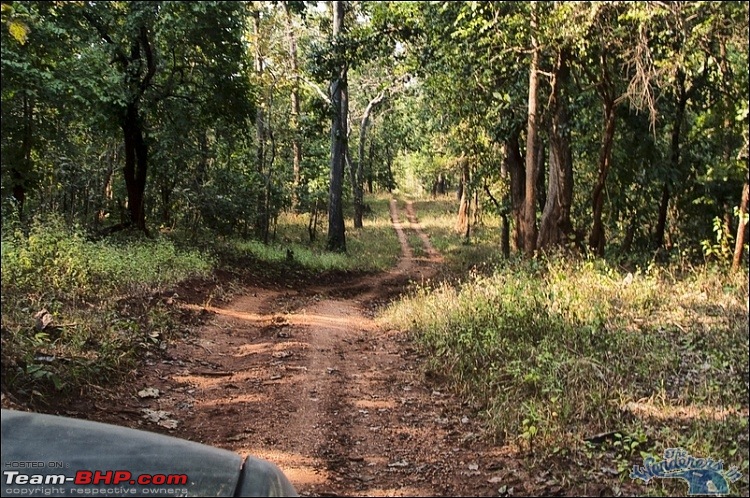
[95,200,527,496]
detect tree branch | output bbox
[81,11,127,65]
[137,26,157,98]
[301,75,331,104]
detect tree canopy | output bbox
[2,0,747,266]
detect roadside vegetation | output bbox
[0,194,401,406]
[381,197,749,496]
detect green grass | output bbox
[222,194,401,274]
[1,219,214,302]
[397,194,502,274]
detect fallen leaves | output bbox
[141,408,178,429]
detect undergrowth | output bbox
[1,216,215,404]
[381,250,749,495]
[219,195,400,274]
[1,194,400,406]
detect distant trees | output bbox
[2,1,747,267]
[405,1,748,264]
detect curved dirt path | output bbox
[98,200,526,496]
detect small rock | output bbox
[138,387,161,399]
[157,419,178,430]
[34,309,53,331]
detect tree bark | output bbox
[654,71,688,251]
[506,131,525,253]
[588,100,616,256]
[353,92,385,228]
[284,2,302,211]
[327,0,347,252]
[522,4,540,255]
[122,103,148,231]
[366,140,375,194]
[252,8,270,241]
[455,157,471,241]
[11,91,33,220]
[538,50,574,249]
[732,175,749,271]
[499,145,511,258]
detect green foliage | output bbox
[1,216,213,301]
[218,194,401,274]
[701,216,736,263]
[1,215,214,402]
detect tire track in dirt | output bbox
[100,199,527,497]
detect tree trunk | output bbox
[536,141,546,216]
[654,73,688,250]
[507,131,525,253]
[12,91,34,220]
[654,181,670,250]
[732,175,749,271]
[366,140,375,194]
[455,157,471,240]
[385,146,395,193]
[83,9,155,233]
[499,144,511,258]
[122,103,148,232]
[588,101,616,256]
[620,213,637,255]
[353,92,385,228]
[327,1,347,252]
[284,2,302,211]
[538,50,574,249]
[522,4,540,255]
[252,9,270,241]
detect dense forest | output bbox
[2,1,747,263]
[1,2,748,495]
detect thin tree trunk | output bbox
[455,158,471,241]
[252,8,270,240]
[353,92,385,228]
[499,145,511,258]
[732,175,749,271]
[522,4,540,255]
[588,101,616,256]
[366,140,375,194]
[284,2,302,211]
[507,132,525,253]
[12,91,33,220]
[385,146,395,193]
[654,73,688,250]
[327,1,347,252]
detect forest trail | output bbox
[97,200,528,496]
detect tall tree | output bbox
[327,0,347,252]
[538,48,574,249]
[521,2,541,255]
[284,1,303,211]
[352,90,385,228]
[81,3,158,232]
